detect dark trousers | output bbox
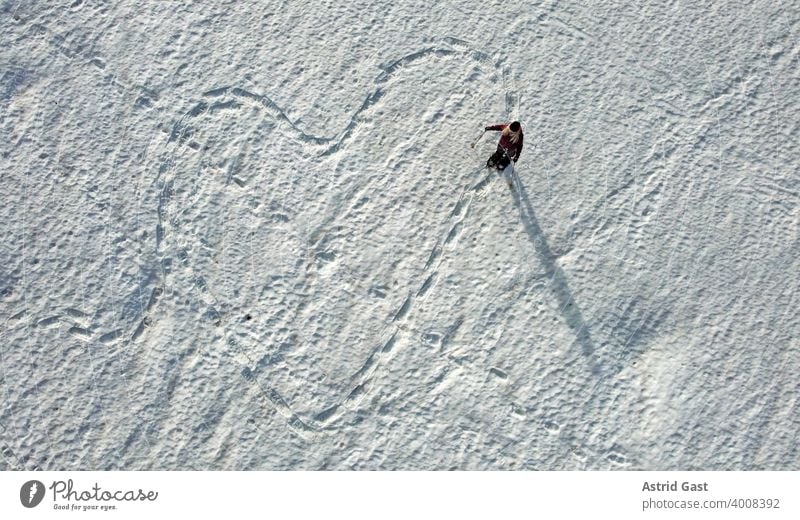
[487,146,511,170]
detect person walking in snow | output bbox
[485,121,523,170]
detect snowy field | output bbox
[1,0,798,470]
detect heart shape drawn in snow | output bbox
[145,38,504,437]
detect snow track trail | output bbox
[144,39,515,439]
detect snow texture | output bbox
[1,0,798,470]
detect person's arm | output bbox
[484,124,507,131]
[501,143,521,163]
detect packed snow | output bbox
[1,0,798,470]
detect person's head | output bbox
[509,121,521,133]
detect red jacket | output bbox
[486,124,524,162]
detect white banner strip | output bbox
[2,471,797,519]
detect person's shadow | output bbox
[509,168,603,377]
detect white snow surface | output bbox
[1,1,798,470]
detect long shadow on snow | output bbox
[511,171,602,377]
